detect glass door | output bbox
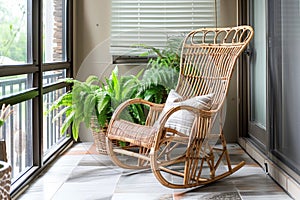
[248,0,267,151]
[246,0,300,175]
[268,0,300,175]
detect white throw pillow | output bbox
[155,90,214,135]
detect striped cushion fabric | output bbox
[155,90,213,135]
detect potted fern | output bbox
[49,66,144,153]
[72,67,143,152]
[48,76,108,153]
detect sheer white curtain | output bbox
[110,0,219,55]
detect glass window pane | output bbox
[43,70,66,85]
[43,0,67,63]
[0,0,30,65]
[279,1,300,169]
[270,0,300,174]
[0,101,33,181]
[43,88,68,157]
[0,74,33,98]
[250,0,267,128]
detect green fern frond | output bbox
[48,92,72,112]
[85,75,101,85]
[60,110,75,136]
[140,67,179,92]
[83,94,97,127]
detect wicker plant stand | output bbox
[90,116,108,155]
[0,161,11,199]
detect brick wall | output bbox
[53,0,63,61]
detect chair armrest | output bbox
[152,105,215,148]
[110,98,165,126]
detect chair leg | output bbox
[220,132,245,174]
[211,132,245,181]
[106,138,151,170]
[149,133,245,189]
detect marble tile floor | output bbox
[16,142,293,200]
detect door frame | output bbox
[238,0,268,153]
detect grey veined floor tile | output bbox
[17,142,293,200]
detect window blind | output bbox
[110,0,219,56]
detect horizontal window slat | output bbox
[111,23,214,29]
[112,6,214,8]
[112,9,215,13]
[112,17,215,21]
[112,0,214,4]
[111,0,219,55]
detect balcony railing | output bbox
[0,71,67,180]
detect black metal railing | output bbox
[43,88,67,154]
[0,71,67,179]
[0,76,30,97]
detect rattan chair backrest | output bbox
[176,26,253,110]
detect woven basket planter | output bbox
[90,116,108,155]
[0,161,11,199]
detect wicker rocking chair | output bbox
[106,26,253,188]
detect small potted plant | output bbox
[0,104,13,199]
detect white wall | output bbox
[74,0,110,141]
[219,0,238,142]
[74,0,239,142]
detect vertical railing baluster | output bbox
[19,103,23,171]
[51,91,55,145]
[48,92,51,150]
[51,76,58,141]
[26,100,32,167]
[10,111,14,177]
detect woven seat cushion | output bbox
[107,119,158,149]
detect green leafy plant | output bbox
[48,90,76,139]
[53,92,73,132]
[71,75,102,133]
[138,67,179,104]
[103,66,147,124]
[139,36,183,71]
[48,76,102,141]
[135,36,183,104]
[48,66,145,141]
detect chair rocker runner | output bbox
[106,26,254,188]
